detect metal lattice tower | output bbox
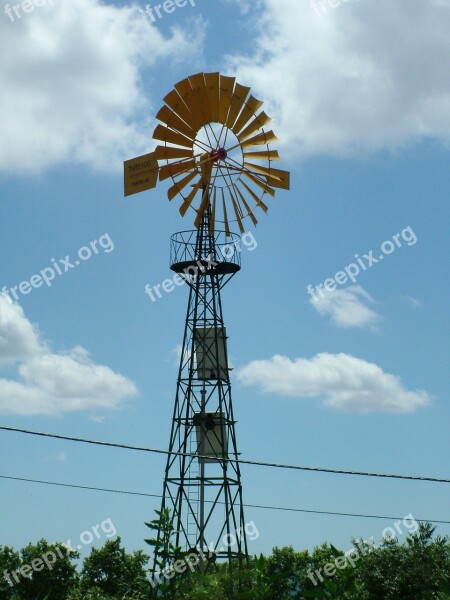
[154,197,248,573]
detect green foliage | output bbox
[16,539,78,600]
[2,520,449,599]
[144,507,187,598]
[0,545,21,598]
[234,554,274,600]
[302,544,357,599]
[352,522,450,600]
[79,537,149,598]
[144,508,184,570]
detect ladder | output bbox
[186,433,200,549]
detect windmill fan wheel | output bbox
[152,72,290,234]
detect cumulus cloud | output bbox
[236,353,430,413]
[0,300,41,362]
[310,285,380,328]
[226,0,450,157]
[0,296,138,416]
[0,0,205,173]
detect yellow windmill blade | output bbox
[204,72,221,123]
[229,188,245,234]
[222,188,230,236]
[163,89,195,131]
[238,179,269,213]
[180,179,203,216]
[194,186,211,229]
[168,171,198,201]
[232,96,264,136]
[189,73,213,125]
[218,76,236,124]
[226,83,251,129]
[243,162,290,191]
[242,170,276,197]
[265,167,291,190]
[156,105,197,140]
[243,161,283,180]
[154,146,193,161]
[159,158,197,181]
[144,72,289,232]
[152,124,193,150]
[243,150,280,161]
[234,181,269,216]
[210,187,217,235]
[238,112,272,142]
[240,130,278,149]
[232,183,258,226]
[174,76,208,130]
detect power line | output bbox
[0,474,160,499]
[2,474,450,525]
[1,425,449,484]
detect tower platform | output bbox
[170,230,242,275]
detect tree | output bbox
[263,546,311,599]
[79,537,150,597]
[0,545,21,598]
[15,539,78,600]
[301,543,358,599]
[350,523,450,600]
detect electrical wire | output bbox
[2,474,449,524]
[1,425,449,484]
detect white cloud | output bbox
[89,415,107,423]
[0,0,205,173]
[225,0,450,157]
[404,296,422,308]
[0,295,138,416]
[236,353,430,413]
[170,344,191,368]
[310,285,380,328]
[0,298,42,362]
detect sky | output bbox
[0,0,449,566]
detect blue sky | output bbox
[0,0,449,564]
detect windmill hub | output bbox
[210,148,228,162]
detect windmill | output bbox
[124,72,289,582]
